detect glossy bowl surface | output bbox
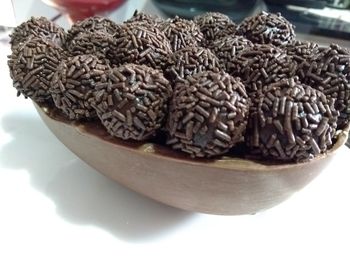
[35,103,349,215]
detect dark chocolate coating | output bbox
[8,37,64,103]
[50,54,109,120]
[159,16,204,52]
[230,44,297,93]
[194,12,237,46]
[297,44,350,129]
[165,46,221,82]
[248,78,339,162]
[208,35,254,72]
[109,24,172,70]
[10,17,66,50]
[167,71,250,158]
[92,64,172,141]
[238,12,295,46]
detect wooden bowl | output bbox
[35,103,349,215]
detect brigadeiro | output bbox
[66,31,115,62]
[159,16,204,52]
[124,11,164,27]
[166,71,250,158]
[238,12,295,46]
[248,78,339,162]
[50,54,109,120]
[66,16,120,43]
[297,44,350,129]
[92,64,172,141]
[194,12,237,46]
[208,35,254,72]
[110,24,172,69]
[10,17,66,49]
[165,46,221,82]
[230,44,297,93]
[8,37,65,103]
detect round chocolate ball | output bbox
[92,64,172,141]
[194,12,237,46]
[124,11,164,27]
[159,16,204,52]
[208,35,254,72]
[297,44,350,129]
[66,16,119,42]
[66,31,114,62]
[248,78,339,162]
[238,12,295,46]
[166,71,250,158]
[10,17,66,50]
[230,44,297,93]
[50,54,109,120]
[110,24,172,69]
[165,46,221,82]
[8,37,65,103]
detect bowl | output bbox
[34,103,349,215]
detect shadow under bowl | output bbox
[35,103,349,215]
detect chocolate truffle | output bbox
[165,46,221,82]
[166,71,250,158]
[124,11,164,27]
[110,24,172,69]
[10,17,66,49]
[238,12,295,46]
[66,16,119,42]
[230,44,297,93]
[298,44,350,129]
[66,31,114,62]
[50,54,109,120]
[159,16,204,52]
[194,12,237,46]
[92,64,172,141]
[8,37,64,103]
[208,35,254,72]
[248,78,338,162]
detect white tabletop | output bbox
[1,4,350,263]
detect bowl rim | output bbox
[35,103,350,172]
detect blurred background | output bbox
[0,0,349,48]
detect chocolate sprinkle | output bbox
[167,71,250,158]
[238,12,295,46]
[248,78,338,162]
[194,12,237,46]
[230,44,297,93]
[165,46,221,82]
[159,16,204,52]
[109,24,172,70]
[285,40,319,63]
[50,54,109,120]
[92,64,172,141]
[10,17,66,49]
[208,35,254,72]
[8,37,65,103]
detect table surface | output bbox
[1,1,350,263]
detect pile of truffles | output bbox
[7,12,350,163]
